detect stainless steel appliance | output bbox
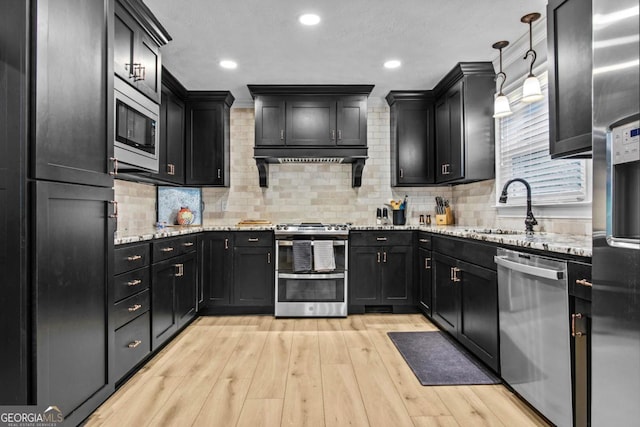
[274,223,349,317]
[114,78,160,172]
[592,0,640,424]
[495,248,572,427]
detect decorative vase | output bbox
[176,206,194,225]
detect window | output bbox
[496,71,589,206]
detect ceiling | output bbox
[145,0,548,106]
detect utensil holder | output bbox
[435,207,455,225]
[392,209,406,225]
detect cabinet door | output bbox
[432,253,458,334]
[380,245,414,304]
[547,0,593,158]
[154,89,185,183]
[151,260,178,349]
[457,260,499,371]
[418,248,433,316]
[175,253,197,327]
[34,0,112,187]
[349,246,380,305]
[436,84,464,183]
[35,181,114,418]
[199,233,233,307]
[233,246,274,306]
[286,99,336,145]
[114,8,135,85]
[396,103,435,184]
[255,97,286,146]
[186,101,224,185]
[135,32,161,103]
[337,97,367,146]
[435,98,450,183]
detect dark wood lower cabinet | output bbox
[35,181,114,423]
[151,252,197,350]
[233,245,274,307]
[432,253,459,334]
[418,247,433,316]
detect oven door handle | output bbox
[277,240,346,247]
[278,273,345,280]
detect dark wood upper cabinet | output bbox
[254,97,286,146]
[547,0,593,159]
[33,0,113,187]
[286,98,336,146]
[387,91,435,185]
[185,92,234,186]
[434,63,495,184]
[336,97,368,146]
[152,68,186,184]
[114,0,171,104]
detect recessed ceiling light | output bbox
[219,60,238,69]
[299,13,321,26]
[384,60,402,69]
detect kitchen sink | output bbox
[464,228,525,235]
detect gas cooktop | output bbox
[274,222,350,236]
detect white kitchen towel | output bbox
[293,240,312,272]
[313,240,336,272]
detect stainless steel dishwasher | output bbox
[495,248,572,427]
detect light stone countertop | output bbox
[115,224,591,258]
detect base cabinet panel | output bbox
[113,312,151,382]
[151,260,178,350]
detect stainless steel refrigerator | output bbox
[592,0,640,425]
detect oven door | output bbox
[277,273,345,303]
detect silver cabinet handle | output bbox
[183,242,195,247]
[376,237,387,241]
[337,129,342,140]
[224,238,229,250]
[572,313,585,337]
[127,255,142,261]
[174,263,184,277]
[167,163,175,175]
[494,256,564,280]
[400,168,404,178]
[128,304,142,312]
[109,200,118,219]
[217,168,221,179]
[160,247,174,253]
[377,252,381,263]
[278,273,345,280]
[452,267,461,282]
[331,130,336,141]
[280,129,285,140]
[575,279,592,287]
[419,238,429,243]
[267,252,271,264]
[425,257,431,270]
[383,251,387,263]
[128,340,142,349]
[248,238,259,242]
[127,279,142,287]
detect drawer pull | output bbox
[183,242,195,247]
[160,247,174,253]
[127,255,142,261]
[248,238,259,242]
[376,237,388,241]
[576,279,592,287]
[419,238,429,243]
[571,313,585,337]
[128,340,142,349]
[128,304,142,312]
[127,279,142,287]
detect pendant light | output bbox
[521,12,544,103]
[492,40,512,118]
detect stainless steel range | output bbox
[274,223,349,317]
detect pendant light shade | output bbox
[492,40,512,118]
[521,12,543,104]
[522,75,543,102]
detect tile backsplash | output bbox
[114,106,591,236]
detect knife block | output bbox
[436,207,455,225]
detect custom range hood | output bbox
[248,85,374,187]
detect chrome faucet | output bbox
[499,178,538,235]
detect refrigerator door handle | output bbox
[607,236,640,250]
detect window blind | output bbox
[497,71,587,205]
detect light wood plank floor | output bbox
[85,314,550,427]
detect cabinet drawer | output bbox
[433,235,497,270]
[113,289,150,330]
[417,232,432,249]
[569,261,592,301]
[115,243,151,275]
[153,235,197,262]
[234,231,273,247]
[114,267,150,302]
[114,311,150,381]
[350,231,413,246]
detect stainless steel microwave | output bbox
[114,77,159,172]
